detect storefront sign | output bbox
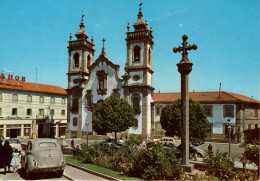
[1,73,26,82]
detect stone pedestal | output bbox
[182,164,194,173]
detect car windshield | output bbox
[8,139,20,144]
[39,142,57,148]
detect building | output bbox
[153,91,260,141]
[0,77,67,139]
[66,6,154,139]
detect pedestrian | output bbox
[194,152,198,161]
[2,140,13,174]
[11,148,20,173]
[0,138,4,172]
[208,143,213,152]
[71,139,74,148]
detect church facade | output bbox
[65,6,155,139]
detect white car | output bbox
[160,137,175,147]
[7,138,22,152]
[21,138,66,179]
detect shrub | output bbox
[204,150,235,180]
[130,142,182,180]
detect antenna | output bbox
[219,83,221,98]
[36,66,37,83]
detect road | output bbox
[175,140,244,161]
[0,168,68,180]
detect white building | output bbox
[0,77,67,139]
[66,6,154,139]
[153,91,260,141]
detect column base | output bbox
[182,164,194,173]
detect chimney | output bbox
[219,83,221,98]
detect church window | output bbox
[133,45,141,62]
[61,98,66,104]
[73,52,80,68]
[156,106,160,115]
[51,97,55,104]
[87,54,91,67]
[61,110,65,116]
[0,93,2,101]
[254,109,258,117]
[0,108,2,116]
[73,117,78,126]
[148,48,151,64]
[96,70,107,96]
[132,93,141,115]
[72,98,79,114]
[86,90,93,110]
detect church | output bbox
[65,5,155,139]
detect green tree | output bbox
[160,99,210,140]
[92,94,135,141]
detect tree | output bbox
[160,99,210,140]
[92,94,135,141]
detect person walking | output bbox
[71,139,74,148]
[2,140,13,174]
[11,148,20,173]
[208,143,213,152]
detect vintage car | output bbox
[7,138,22,152]
[21,138,66,178]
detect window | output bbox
[27,109,32,116]
[204,105,213,117]
[73,52,80,68]
[223,105,234,117]
[27,95,32,103]
[39,109,44,116]
[254,109,258,117]
[61,98,66,104]
[156,106,160,115]
[39,96,44,103]
[13,94,18,102]
[61,110,65,116]
[72,98,79,113]
[248,124,251,130]
[12,108,17,116]
[132,93,141,115]
[51,97,55,104]
[255,124,258,129]
[0,93,2,101]
[148,48,151,64]
[0,108,2,116]
[50,109,54,116]
[133,45,141,62]
[96,70,107,95]
[87,54,91,67]
[86,90,93,110]
[73,117,77,126]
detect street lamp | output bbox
[228,125,231,158]
[86,121,89,146]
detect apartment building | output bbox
[0,77,67,139]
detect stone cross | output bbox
[173,34,198,173]
[102,38,106,56]
[173,35,197,62]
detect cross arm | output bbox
[173,46,183,53]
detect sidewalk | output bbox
[64,164,109,180]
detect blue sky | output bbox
[0,0,259,100]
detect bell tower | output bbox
[66,14,95,138]
[124,4,154,139]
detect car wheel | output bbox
[57,170,64,178]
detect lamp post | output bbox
[86,122,89,146]
[228,125,231,158]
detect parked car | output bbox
[160,137,175,146]
[178,144,205,158]
[21,138,66,178]
[190,137,204,146]
[7,138,22,152]
[99,138,124,148]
